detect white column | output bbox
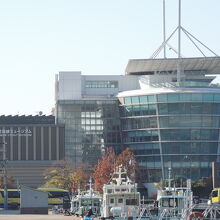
[56,127,59,160]
[2,127,6,159]
[49,127,51,160]
[10,127,13,160]
[33,127,36,160]
[25,126,28,160]
[41,127,44,160]
[18,127,21,160]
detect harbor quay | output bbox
[0,215,79,220]
[0,209,80,220]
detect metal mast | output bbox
[163,0,166,58]
[150,0,218,65]
[177,0,181,83]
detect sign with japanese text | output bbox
[0,129,32,136]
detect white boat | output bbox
[101,165,140,219]
[154,168,193,219]
[70,177,102,217]
[139,169,220,220]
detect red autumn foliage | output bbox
[93,147,141,192]
[116,148,136,168]
[93,147,116,192]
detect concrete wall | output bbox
[20,186,48,214]
[5,161,55,188]
[56,72,140,101]
[58,71,82,100]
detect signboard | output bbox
[0,129,32,136]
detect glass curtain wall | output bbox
[57,100,122,168]
[120,92,220,182]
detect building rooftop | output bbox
[0,115,55,125]
[125,56,220,75]
[117,87,220,97]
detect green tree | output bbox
[43,160,74,189]
[0,174,14,189]
[191,177,213,198]
[69,168,89,194]
[43,160,89,191]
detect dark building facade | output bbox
[56,100,122,167]
[0,115,65,187]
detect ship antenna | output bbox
[89,176,92,197]
[168,167,172,189]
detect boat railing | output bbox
[78,190,100,196]
[203,204,220,219]
[137,206,153,220]
[181,203,196,220]
[158,207,182,220]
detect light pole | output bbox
[183,155,191,180]
[0,142,8,210]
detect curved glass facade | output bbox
[119,91,220,182]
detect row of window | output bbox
[159,116,220,128]
[121,105,156,117]
[122,116,220,130]
[123,129,220,143]
[162,142,218,154]
[124,93,220,105]
[158,103,220,115]
[161,129,219,141]
[122,117,157,130]
[124,130,158,143]
[124,95,156,104]
[128,143,160,150]
[109,198,138,205]
[58,100,117,105]
[120,103,220,117]
[129,143,218,155]
[163,155,217,163]
[163,167,211,181]
[133,149,160,155]
[59,110,117,119]
[85,80,118,88]
[128,142,218,155]
[137,156,213,170]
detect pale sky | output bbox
[0,0,220,116]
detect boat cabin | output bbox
[102,165,140,218]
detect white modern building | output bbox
[55,56,220,185]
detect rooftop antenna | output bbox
[177,0,181,83]
[163,0,166,58]
[150,0,219,83]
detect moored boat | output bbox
[70,177,102,217]
[101,165,140,219]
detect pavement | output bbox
[0,209,80,220]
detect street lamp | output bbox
[0,142,8,210]
[183,155,191,180]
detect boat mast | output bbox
[89,176,92,197]
[168,167,172,189]
[177,0,181,83]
